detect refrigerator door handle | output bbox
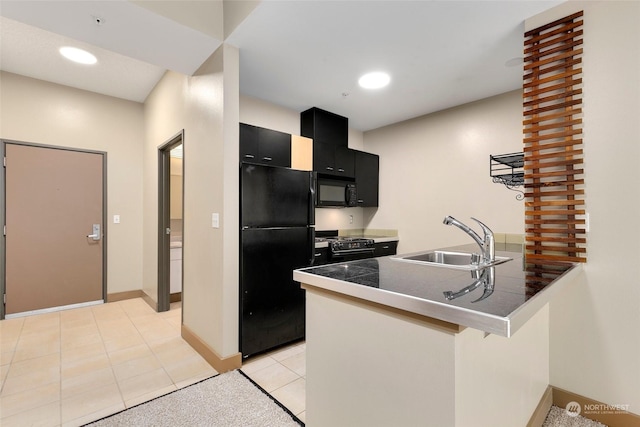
[308,227,316,266]
[309,172,316,225]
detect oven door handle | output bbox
[332,248,375,256]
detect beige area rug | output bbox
[84,370,303,427]
[543,405,607,427]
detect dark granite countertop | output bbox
[294,242,582,337]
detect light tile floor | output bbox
[241,341,307,423]
[0,299,217,427]
[0,298,306,426]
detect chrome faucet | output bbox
[443,216,495,264]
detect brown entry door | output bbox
[5,143,104,315]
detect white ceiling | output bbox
[0,0,563,131]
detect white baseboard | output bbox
[5,299,104,319]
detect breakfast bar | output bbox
[293,243,582,426]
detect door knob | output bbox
[87,224,101,241]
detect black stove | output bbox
[325,236,374,252]
[316,233,375,261]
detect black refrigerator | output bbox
[240,162,315,358]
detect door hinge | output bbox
[3,225,5,236]
[3,156,5,167]
[3,294,5,305]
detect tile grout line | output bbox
[118,301,175,409]
[100,303,126,409]
[242,346,307,420]
[116,301,160,408]
[1,317,25,396]
[64,304,124,427]
[1,314,62,425]
[2,300,225,425]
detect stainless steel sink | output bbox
[391,250,512,270]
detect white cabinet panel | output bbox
[170,247,182,294]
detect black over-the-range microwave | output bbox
[316,177,357,207]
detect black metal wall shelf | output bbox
[490,152,524,199]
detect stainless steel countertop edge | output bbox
[294,269,510,336]
[506,263,584,336]
[295,260,583,338]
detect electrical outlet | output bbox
[212,213,220,228]
[349,215,353,224]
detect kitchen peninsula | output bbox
[293,243,582,426]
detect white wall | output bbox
[455,305,550,426]
[144,44,240,357]
[239,94,365,151]
[239,94,367,231]
[0,71,145,295]
[363,90,525,253]
[527,1,640,413]
[239,94,301,136]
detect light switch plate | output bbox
[577,213,590,233]
[113,215,120,224]
[585,212,590,232]
[212,213,219,228]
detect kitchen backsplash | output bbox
[340,229,398,237]
[315,207,364,231]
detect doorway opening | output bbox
[158,132,184,312]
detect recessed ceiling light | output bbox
[358,72,390,89]
[59,46,97,65]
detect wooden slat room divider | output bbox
[523,11,586,289]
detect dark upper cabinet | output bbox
[240,123,291,168]
[240,123,259,161]
[355,150,379,207]
[313,143,355,178]
[259,128,291,166]
[301,107,353,177]
[335,147,355,177]
[301,107,348,147]
[313,141,335,175]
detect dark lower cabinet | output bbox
[240,123,291,167]
[373,241,398,257]
[355,150,379,207]
[313,247,329,265]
